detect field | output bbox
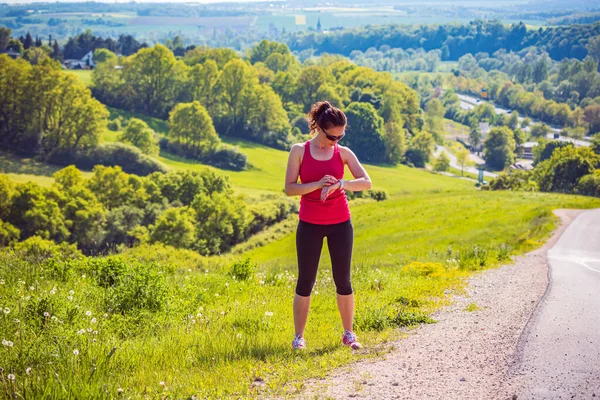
[2,105,600,398]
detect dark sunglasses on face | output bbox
[321,127,345,141]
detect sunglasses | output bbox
[321,127,345,141]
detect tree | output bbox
[150,207,196,249]
[344,102,386,163]
[0,27,11,52]
[483,127,516,170]
[584,105,600,135]
[188,60,220,114]
[433,151,450,172]
[530,123,551,139]
[169,101,220,159]
[425,98,446,143]
[121,44,186,118]
[586,35,600,63]
[507,110,519,130]
[534,147,599,193]
[119,118,160,156]
[591,135,600,155]
[406,131,435,168]
[93,48,118,64]
[454,144,472,176]
[383,113,406,164]
[249,40,290,64]
[469,125,482,149]
[217,59,258,132]
[294,66,330,111]
[23,47,49,65]
[23,32,33,49]
[246,84,290,147]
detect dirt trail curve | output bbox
[296,209,594,400]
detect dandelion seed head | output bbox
[73,349,79,355]
[85,311,92,316]
[69,290,74,295]
[49,290,56,295]
[3,307,9,314]
[43,312,50,317]
[91,318,97,323]
[26,367,32,375]
[7,374,15,380]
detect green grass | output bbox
[0,151,91,187]
[67,69,94,87]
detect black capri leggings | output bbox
[295,219,354,297]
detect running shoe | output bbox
[342,330,362,349]
[292,334,306,350]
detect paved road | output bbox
[457,93,591,148]
[505,209,600,398]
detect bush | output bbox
[107,118,122,131]
[345,189,388,202]
[0,220,20,246]
[576,172,600,197]
[229,257,255,280]
[402,262,446,277]
[12,236,82,263]
[106,261,167,313]
[488,170,537,191]
[160,139,247,171]
[47,143,167,176]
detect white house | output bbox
[63,50,95,70]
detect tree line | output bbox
[287,21,600,62]
[0,166,296,255]
[92,40,423,164]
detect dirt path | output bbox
[298,209,584,400]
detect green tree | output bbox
[406,131,435,168]
[534,146,599,193]
[93,48,118,64]
[433,152,450,172]
[483,127,516,170]
[87,165,148,210]
[294,66,330,111]
[454,144,472,177]
[121,44,187,118]
[0,27,10,52]
[530,123,551,139]
[150,207,196,249]
[188,60,220,114]
[169,101,221,158]
[191,192,250,255]
[344,102,386,163]
[584,105,600,135]
[249,40,290,64]
[217,59,258,133]
[425,98,445,143]
[119,118,160,156]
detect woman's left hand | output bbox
[320,181,340,202]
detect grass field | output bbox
[67,69,94,87]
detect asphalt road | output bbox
[505,208,600,398]
[434,145,498,178]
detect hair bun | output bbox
[321,101,331,112]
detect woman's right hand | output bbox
[317,175,338,188]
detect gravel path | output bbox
[298,209,584,400]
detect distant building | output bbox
[519,141,539,160]
[2,49,21,59]
[63,50,95,70]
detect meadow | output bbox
[2,69,599,397]
[2,115,600,398]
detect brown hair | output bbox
[306,100,346,134]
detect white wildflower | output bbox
[3,307,9,314]
[67,296,73,301]
[29,286,34,291]
[117,388,124,393]
[43,312,50,317]
[73,349,79,355]
[264,311,273,317]
[77,329,85,335]
[85,311,92,316]
[91,318,97,324]
[49,290,56,295]
[69,290,74,295]
[159,381,165,386]
[87,328,92,333]
[7,374,15,380]
[26,367,32,375]
[236,333,242,339]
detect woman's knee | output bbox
[295,279,315,297]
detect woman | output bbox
[284,100,372,350]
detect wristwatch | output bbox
[338,179,344,190]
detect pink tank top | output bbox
[299,140,351,225]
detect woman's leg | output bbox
[294,220,324,337]
[327,219,355,332]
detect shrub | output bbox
[0,220,20,246]
[107,118,122,131]
[106,261,167,313]
[576,171,600,197]
[12,236,82,263]
[229,257,255,280]
[47,143,167,176]
[160,139,247,171]
[488,170,537,191]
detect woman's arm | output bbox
[284,144,337,196]
[339,146,372,191]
